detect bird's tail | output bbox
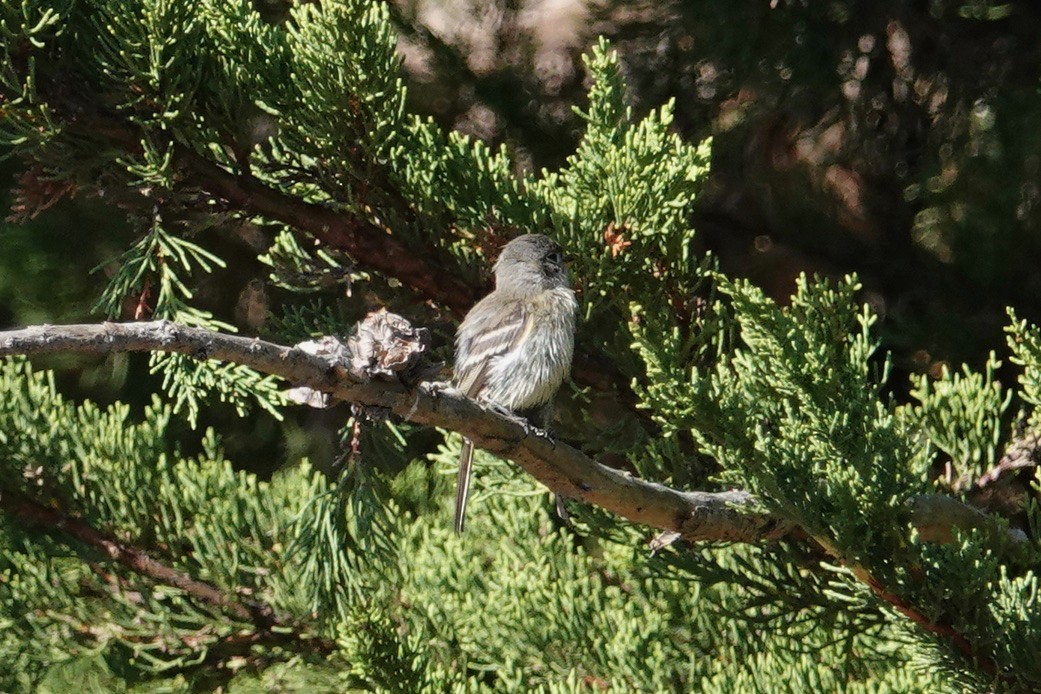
[454,438,474,534]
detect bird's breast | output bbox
[483,288,577,411]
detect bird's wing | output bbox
[453,298,532,534]
[455,299,533,398]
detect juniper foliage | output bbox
[1,0,1040,690]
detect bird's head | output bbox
[492,233,571,293]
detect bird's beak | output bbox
[563,254,575,264]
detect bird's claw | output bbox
[425,380,453,396]
[529,426,556,448]
[487,402,530,428]
[484,402,556,446]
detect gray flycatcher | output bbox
[453,234,577,533]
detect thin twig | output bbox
[0,486,333,657]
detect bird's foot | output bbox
[484,403,556,446]
[424,380,453,396]
[529,425,556,448]
[487,402,529,428]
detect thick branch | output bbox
[906,494,1027,545]
[176,148,480,318]
[0,321,783,542]
[0,321,1022,549]
[1,321,1025,676]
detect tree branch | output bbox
[175,147,480,318]
[0,486,334,655]
[0,320,1024,549]
[2,320,1026,678]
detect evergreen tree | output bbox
[1,0,1039,690]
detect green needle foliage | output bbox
[1,0,1041,690]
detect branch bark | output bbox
[0,321,786,542]
[0,321,1023,549]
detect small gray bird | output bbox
[453,234,577,533]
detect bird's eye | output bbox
[547,251,563,265]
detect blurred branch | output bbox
[79,107,479,316]
[174,146,481,317]
[0,320,1025,550]
[0,485,335,655]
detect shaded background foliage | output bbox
[394,0,1041,377]
[8,0,1041,419]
